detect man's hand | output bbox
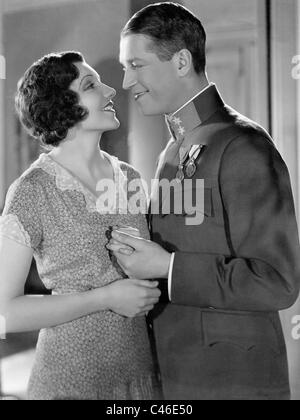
[105,279,161,318]
[106,230,172,279]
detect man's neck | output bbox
[169,74,210,117]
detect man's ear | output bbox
[174,49,193,77]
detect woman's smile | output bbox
[102,101,116,113]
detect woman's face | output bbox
[70,61,120,133]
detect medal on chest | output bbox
[185,160,197,178]
[185,145,204,178]
[176,144,205,182]
[176,147,189,183]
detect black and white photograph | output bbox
[0,0,300,403]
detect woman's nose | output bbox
[103,84,116,100]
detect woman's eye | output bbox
[86,83,95,90]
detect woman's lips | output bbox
[102,101,116,112]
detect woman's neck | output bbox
[49,131,105,176]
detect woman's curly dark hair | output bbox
[15,51,89,147]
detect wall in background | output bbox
[0,2,5,210]
[185,0,269,128]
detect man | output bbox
[108,2,300,400]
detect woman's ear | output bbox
[174,49,193,77]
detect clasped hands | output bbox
[107,226,171,280]
[105,226,171,318]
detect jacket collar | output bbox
[165,84,225,142]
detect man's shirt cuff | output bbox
[168,253,176,301]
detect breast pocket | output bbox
[170,185,213,226]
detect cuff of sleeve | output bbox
[168,253,176,301]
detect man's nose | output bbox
[122,69,136,91]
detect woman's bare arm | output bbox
[0,237,160,335]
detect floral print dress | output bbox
[0,151,156,400]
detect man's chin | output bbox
[138,105,164,117]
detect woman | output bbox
[0,51,160,400]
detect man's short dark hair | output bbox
[122,2,206,74]
[15,51,88,147]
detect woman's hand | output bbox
[107,226,141,256]
[104,278,161,318]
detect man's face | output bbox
[119,34,182,116]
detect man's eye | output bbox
[122,64,142,72]
[131,63,142,69]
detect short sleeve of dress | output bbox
[0,177,43,250]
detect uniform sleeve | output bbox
[0,178,43,250]
[171,135,300,312]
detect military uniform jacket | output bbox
[150,85,300,400]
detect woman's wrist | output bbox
[85,286,111,313]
